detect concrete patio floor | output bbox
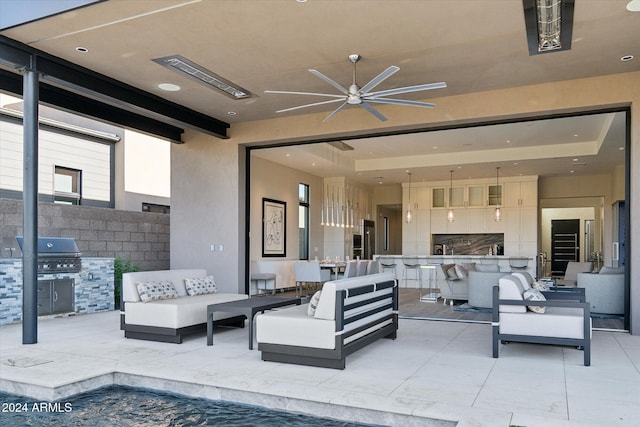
[1,311,639,426]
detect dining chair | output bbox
[294,261,329,297]
[338,260,358,279]
[356,260,368,276]
[366,260,379,275]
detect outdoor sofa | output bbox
[121,269,247,343]
[256,272,398,369]
[577,267,625,315]
[492,275,591,366]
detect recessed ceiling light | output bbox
[573,158,579,161]
[227,111,237,116]
[158,83,181,92]
[75,46,88,53]
[570,170,575,173]
[573,134,579,137]
[513,162,519,165]
[627,0,640,12]
[619,147,625,150]
[285,153,290,157]
[506,140,511,144]
[311,162,316,166]
[432,146,438,150]
[621,55,634,62]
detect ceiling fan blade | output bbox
[366,97,436,108]
[275,98,345,114]
[309,69,349,94]
[359,66,400,94]
[360,101,388,122]
[264,90,345,99]
[367,81,447,98]
[323,102,349,122]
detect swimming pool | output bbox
[0,385,381,426]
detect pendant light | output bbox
[494,167,502,222]
[447,170,455,223]
[405,171,413,223]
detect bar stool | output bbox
[402,256,422,288]
[379,257,397,276]
[250,273,276,296]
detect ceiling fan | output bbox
[265,54,446,122]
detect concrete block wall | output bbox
[0,198,169,271]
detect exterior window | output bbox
[142,203,170,214]
[54,166,81,205]
[299,183,309,260]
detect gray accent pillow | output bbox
[136,281,178,303]
[184,276,217,296]
[523,288,546,313]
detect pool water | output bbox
[0,385,381,426]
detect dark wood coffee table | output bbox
[207,296,301,349]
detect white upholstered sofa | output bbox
[492,275,591,366]
[121,269,247,343]
[256,272,398,369]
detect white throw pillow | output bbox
[454,264,468,278]
[523,288,546,313]
[184,276,217,296]
[136,281,178,303]
[307,290,322,316]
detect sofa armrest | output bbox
[492,285,590,321]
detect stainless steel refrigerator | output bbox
[362,220,375,259]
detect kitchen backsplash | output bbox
[432,233,504,255]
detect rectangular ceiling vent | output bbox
[153,55,252,100]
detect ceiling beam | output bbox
[0,35,229,140]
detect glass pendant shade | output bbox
[447,208,455,223]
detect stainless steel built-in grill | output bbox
[16,237,82,273]
[17,237,81,316]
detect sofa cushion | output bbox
[308,290,322,316]
[498,276,526,313]
[500,307,590,339]
[511,272,533,290]
[476,264,500,273]
[184,275,217,296]
[447,266,459,279]
[523,288,546,313]
[314,273,395,320]
[462,262,476,272]
[136,281,178,303]
[257,304,336,349]
[125,293,248,329]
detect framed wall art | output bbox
[262,198,286,257]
